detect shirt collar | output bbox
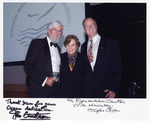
[89,34,101,43]
[47,36,52,43]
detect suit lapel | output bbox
[44,38,53,76]
[64,52,71,72]
[83,41,93,71]
[94,36,105,71]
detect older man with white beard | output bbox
[24,20,63,98]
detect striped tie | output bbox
[87,39,93,63]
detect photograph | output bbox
[1,1,149,121]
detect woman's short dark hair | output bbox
[64,35,80,48]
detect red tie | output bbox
[88,39,93,63]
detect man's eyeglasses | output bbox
[84,23,96,29]
[51,28,62,34]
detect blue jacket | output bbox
[60,52,85,98]
[81,36,122,98]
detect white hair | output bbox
[47,20,63,31]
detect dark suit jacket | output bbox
[60,52,85,98]
[24,37,61,98]
[81,36,122,98]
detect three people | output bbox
[24,20,63,98]
[81,17,122,98]
[25,18,122,98]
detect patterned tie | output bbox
[88,39,93,63]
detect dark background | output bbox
[85,3,146,98]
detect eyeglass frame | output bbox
[51,28,62,34]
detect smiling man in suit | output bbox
[24,20,63,98]
[81,17,122,98]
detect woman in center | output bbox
[60,35,85,98]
